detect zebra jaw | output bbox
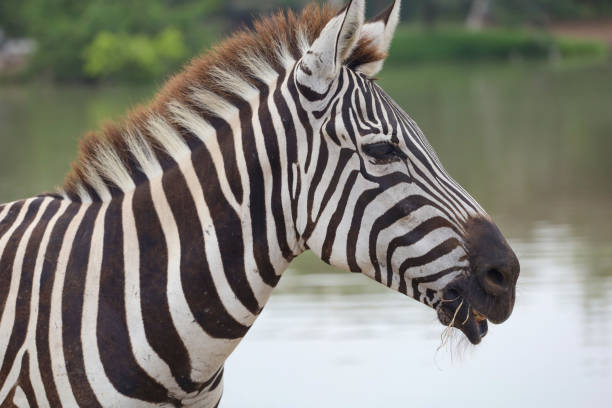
[437,295,489,345]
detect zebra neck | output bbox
[142,69,309,303]
[116,71,308,381]
[51,66,307,383]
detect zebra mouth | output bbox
[436,290,489,345]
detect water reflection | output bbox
[223,222,612,407]
[0,61,611,406]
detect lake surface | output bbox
[1,61,611,407]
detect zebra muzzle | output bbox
[437,291,489,345]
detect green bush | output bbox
[5,0,222,81]
[387,26,609,64]
[84,28,188,81]
[2,1,610,82]
[556,36,609,59]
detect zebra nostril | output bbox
[487,269,505,286]
[482,268,508,295]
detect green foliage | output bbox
[84,28,187,81]
[387,26,609,64]
[394,0,612,25]
[2,0,611,82]
[3,0,222,81]
[556,35,609,59]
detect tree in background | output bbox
[2,0,223,81]
[1,0,611,82]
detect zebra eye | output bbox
[362,142,407,164]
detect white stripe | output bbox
[267,76,300,253]
[400,118,472,222]
[167,102,241,214]
[188,87,250,211]
[0,200,32,262]
[310,71,350,222]
[80,202,157,406]
[149,177,240,384]
[27,200,71,408]
[242,89,283,299]
[169,100,274,307]
[122,191,186,397]
[391,230,467,277]
[310,162,363,268]
[280,78,310,237]
[12,385,29,408]
[250,77,287,275]
[0,198,51,402]
[0,199,48,362]
[48,204,88,407]
[179,159,257,325]
[0,203,11,224]
[123,134,240,387]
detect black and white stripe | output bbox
[0,1,504,406]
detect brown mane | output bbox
[63,3,384,198]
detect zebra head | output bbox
[293,0,519,344]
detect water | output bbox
[1,61,611,407]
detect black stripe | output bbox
[211,116,244,205]
[273,70,300,241]
[0,199,43,324]
[321,171,359,264]
[188,121,263,314]
[362,78,378,123]
[61,203,103,407]
[0,200,59,388]
[98,197,181,401]
[257,80,294,261]
[394,108,479,215]
[412,266,468,301]
[287,72,315,173]
[346,188,379,273]
[313,71,346,120]
[314,148,355,226]
[198,366,224,392]
[340,77,358,147]
[384,217,460,286]
[324,100,342,146]
[36,203,79,407]
[1,386,17,408]
[0,201,24,241]
[349,99,379,136]
[162,162,252,337]
[398,238,463,295]
[371,88,389,136]
[390,102,475,218]
[366,196,452,282]
[296,78,334,103]
[209,368,224,392]
[17,353,38,408]
[302,131,329,241]
[134,183,195,392]
[345,173,408,273]
[239,99,280,287]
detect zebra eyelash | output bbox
[362,141,407,164]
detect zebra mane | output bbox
[61,3,384,202]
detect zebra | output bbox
[0,0,520,406]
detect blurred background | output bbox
[1,1,611,407]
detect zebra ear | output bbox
[297,0,365,95]
[354,0,401,77]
